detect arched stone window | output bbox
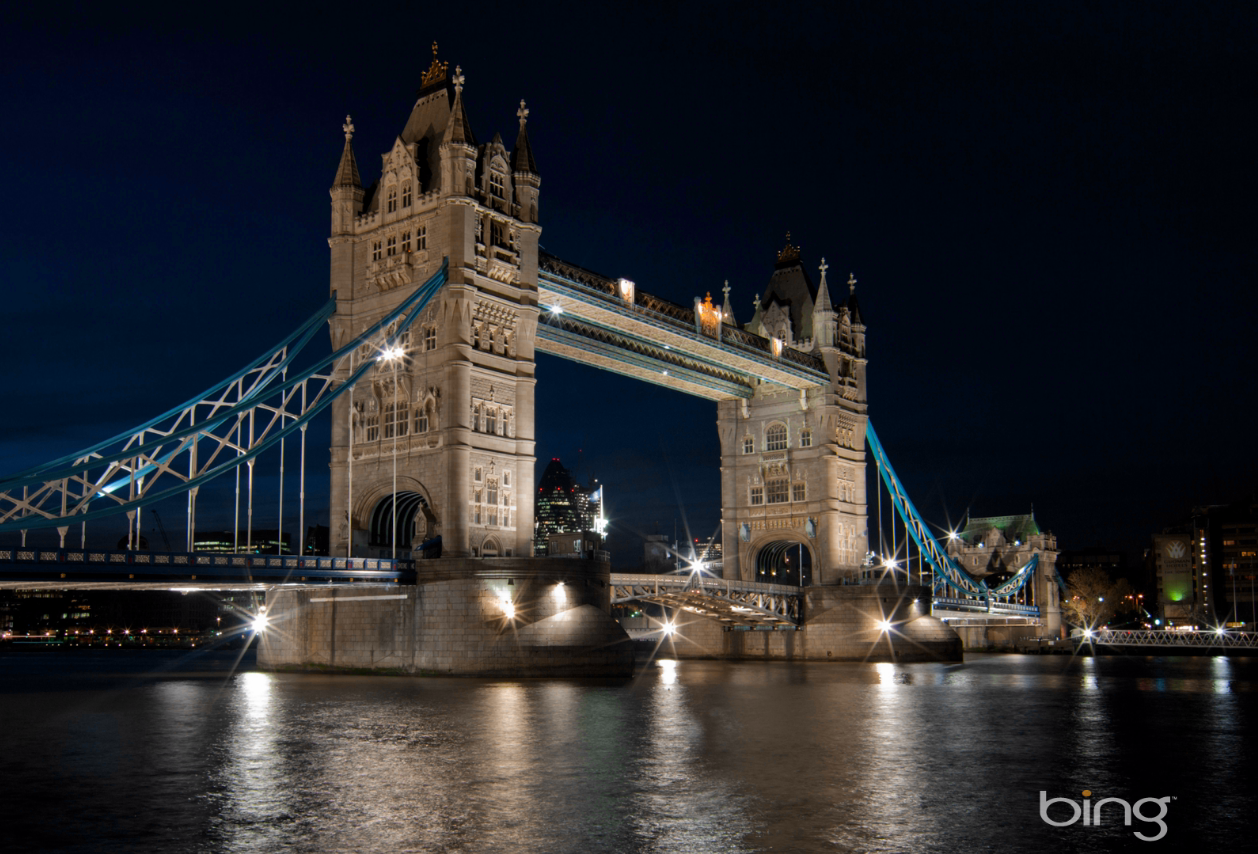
[386,186,398,213]
[766,477,789,504]
[743,436,754,454]
[766,423,788,452]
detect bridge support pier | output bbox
[658,582,961,662]
[258,557,633,676]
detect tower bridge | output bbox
[0,50,1061,668]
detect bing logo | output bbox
[1040,789,1171,842]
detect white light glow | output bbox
[379,345,405,362]
[549,304,564,315]
[662,621,676,636]
[876,619,892,632]
[251,613,269,633]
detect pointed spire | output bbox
[721,279,736,324]
[815,257,834,313]
[333,114,361,188]
[512,99,538,174]
[845,272,863,325]
[442,66,476,147]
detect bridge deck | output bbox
[0,547,410,589]
[537,255,832,401]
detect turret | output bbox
[811,257,837,350]
[330,115,363,236]
[511,100,540,224]
[439,65,478,198]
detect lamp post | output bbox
[380,345,406,563]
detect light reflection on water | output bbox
[2,650,1258,852]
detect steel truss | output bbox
[0,262,449,537]
[1081,629,1258,649]
[610,573,802,627]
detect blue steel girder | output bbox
[0,262,449,533]
[866,421,1040,606]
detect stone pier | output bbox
[659,583,962,662]
[258,557,633,677]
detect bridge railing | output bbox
[0,547,413,583]
[539,254,827,374]
[610,573,804,597]
[1078,628,1258,649]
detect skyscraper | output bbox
[534,458,600,556]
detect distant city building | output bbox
[534,458,601,556]
[1151,531,1202,625]
[193,530,292,555]
[1221,509,1258,625]
[547,530,603,559]
[1159,499,1258,627]
[1057,547,1127,578]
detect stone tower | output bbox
[326,49,541,560]
[718,239,869,585]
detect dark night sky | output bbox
[2,2,1254,565]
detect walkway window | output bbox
[766,423,788,452]
[793,481,806,502]
[766,477,789,504]
[800,429,812,448]
[364,414,379,443]
[743,437,754,454]
[750,486,763,506]
[423,327,436,351]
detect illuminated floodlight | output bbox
[552,582,566,602]
[884,558,898,570]
[378,345,405,362]
[1083,628,1094,639]
[251,609,269,633]
[499,595,516,620]
[1215,626,1226,636]
[875,619,892,632]
[662,621,676,637]
[948,530,957,540]
[548,304,564,315]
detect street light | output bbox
[380,344,405,562]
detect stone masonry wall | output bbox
[660,582,962,663]
[258,557,634,676]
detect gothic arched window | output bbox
[766,423,788,452]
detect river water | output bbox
[1,649,1254,853]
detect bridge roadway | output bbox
[0,548,1045,632]
[0,546,408,590]
[536,254,834,401]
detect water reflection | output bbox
[5,651,1258,852]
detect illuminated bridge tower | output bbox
[327,49,541,559]
[718,242,869,585]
